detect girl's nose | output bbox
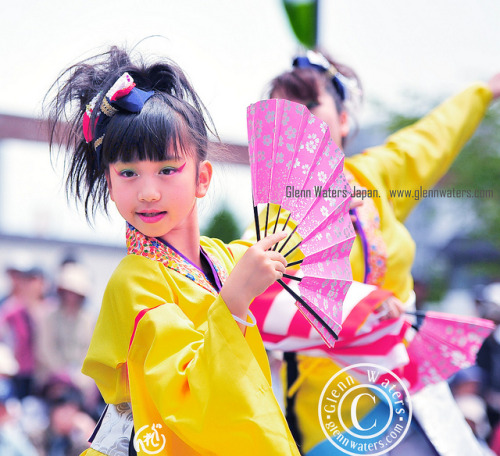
[138,183,161,202]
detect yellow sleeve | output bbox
[226,241,250,263]
[348,82,492,221]
[81,256,175,404]
[127,296,300,456]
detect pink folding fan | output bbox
[247,99,356,347]
[404,311,495,393]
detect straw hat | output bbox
[57,263,91,297]
[5,253,43,277]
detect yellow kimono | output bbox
[81,224,300,455]
[281,82,493,454]
[346,82,493,302]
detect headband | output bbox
[82,72,155,167]
[292,51,347,101]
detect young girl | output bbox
[252,50,500,455]
[47,46,300,456]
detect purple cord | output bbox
[351,208,370,283]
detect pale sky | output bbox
[1,0,500,245]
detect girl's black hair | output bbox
[267,51,363,143]
[268,52,361,112]
[45,46,216,219]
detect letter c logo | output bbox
[351,393,377,431]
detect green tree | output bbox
[203,207,241,243]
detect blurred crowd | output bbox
[447,283,500,456]
[0,256,100,456]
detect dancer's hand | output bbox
[221,232,287,323]
[349,198,363,223]
[376,296,404,320]
[488,73,500,100]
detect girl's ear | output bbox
[339,110,350,139]
[105,170,115,202]
[196,160,213,198]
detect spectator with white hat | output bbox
[0,256,47,399]
[36,262,96,411]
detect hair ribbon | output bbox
[292,51,347,101]
[82,72,155,166]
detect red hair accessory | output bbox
[82,73,154,165]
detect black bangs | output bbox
[101,94,206,164]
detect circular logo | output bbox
[318,363,412,456]
[133,423,167,454]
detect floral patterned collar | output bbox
[126,223,228,295]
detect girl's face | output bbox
[309,85,349,147]
[107,154,212,243]
[273,83,349,147]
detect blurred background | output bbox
[2,0,500,304]
[1,0,500,453]
[1,0,500,307]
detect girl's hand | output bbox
[349,198,363,223]
[488,73,500,100]
[221,231,287,321]
[375,296,405,320]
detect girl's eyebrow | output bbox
[111,161,187,175]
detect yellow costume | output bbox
[282,82,493,454]
[81,224,300,455]
[346,82,492,301]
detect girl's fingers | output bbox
[256,231,287,251]
[266,250,287,267]
[275,261,286,274]
[377,296,404,320]
[350,198,363,210]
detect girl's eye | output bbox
[119,169,136,178]
[159,167,178,176]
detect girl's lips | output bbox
[137,211,166,223]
